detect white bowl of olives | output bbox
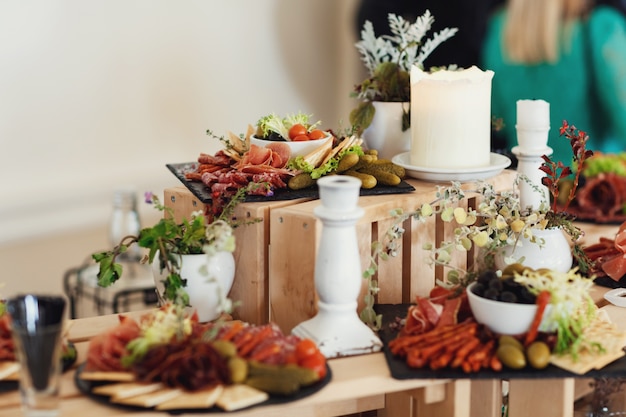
[466,272,544,335]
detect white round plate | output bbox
[604,288,626,308]
[391,152,512,182]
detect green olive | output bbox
[212,340,237,358]
[499,335,524,352]
[526,341,551,369]
[228,356,248,383]
[501,263,528,278]
[496,344,526,370]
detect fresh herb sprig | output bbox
[540,121,594,212]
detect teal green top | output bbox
[481,6,626,165]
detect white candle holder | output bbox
[514,99,552,211]
[513,146,553,211]
[291,176,382,358]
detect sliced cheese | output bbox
[302,139,333,168]
[93,382,164,399]
[111,388,182,407]
[156,385,224,410]
[215,384,269,411]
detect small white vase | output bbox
[361,101,410,160]
[152,252,235,322]
[494,228,573,273]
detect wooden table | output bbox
[0,311,463,417]
[1,174,623,416]
[0,281,622,417]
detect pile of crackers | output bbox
[81,371,269,412]
[549,309,626,374]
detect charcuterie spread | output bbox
[77,303,329,412]
[169,112,410,218]
[383,266,626,377]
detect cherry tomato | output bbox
[288,124,308,140]
[300,351,327,379]
[292,134,310,142]
[295,339,318,362]
[307,129,327,140]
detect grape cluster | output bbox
[471,270,536,304]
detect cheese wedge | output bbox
[111,388,182,407]
[156,385,224,410]
[93,382,164,399]
[215,384,269,411]
[80,371,135,382]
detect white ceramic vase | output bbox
[361,101,410,160]
[152,251,235,322]
[494,228,573,273]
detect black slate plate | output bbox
[376,303,626,380]
[0,380,17,393]
[166,162,416,204]
[74,362,331,414]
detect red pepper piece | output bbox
[524,290,551,346]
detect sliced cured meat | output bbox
[85,315,141,372]
[197,151,232,166]
[265,142,291,168]
[242,144,272,166]
[435,297,462,328]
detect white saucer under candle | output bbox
[410,66,494,169]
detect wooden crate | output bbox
[165,170,518,332]
[269,170,518,332]
[164,186,315,325]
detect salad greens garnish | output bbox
[122,303,192,367]
[513,268,598,358]
[256,112,320,140]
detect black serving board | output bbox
[0,380,17,393]
[376,303,626,380]
[74,362,331,414]
[166,162,416,204]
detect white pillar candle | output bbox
[516,99,550,129]
[410,66,494,169]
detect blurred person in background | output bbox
[354,0,505,69]
[482,0,626,165]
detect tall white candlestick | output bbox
[410,66,494,169]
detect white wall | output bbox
[0,0,363,298]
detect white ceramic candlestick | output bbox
[513,147,553,211]
[291,176,382,358]
[513,99,552,211]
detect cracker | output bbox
[111,388,182,407]
[215,384,269,411]
[0,362,19,381]
[80,371,135,382]
[93,382,163,399]
[156,385,224,410]
[550,312,626,374]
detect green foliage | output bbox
[351,10,457,132]
[92,187,252,306]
